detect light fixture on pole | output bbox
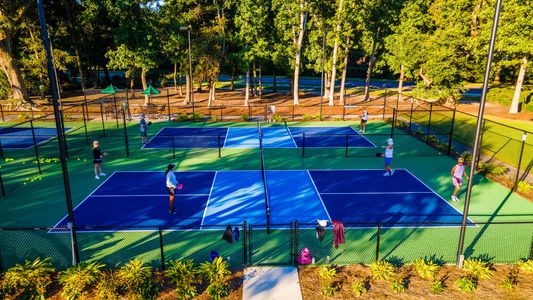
[456,0,503,268]
[320,28,332,121]
[180,26,195,116]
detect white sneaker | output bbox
[383,172,390,176]
[99,173,107,176]
[454,196,460,202]
[390,169,395,176]
[95,175,100,179]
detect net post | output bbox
[375,223,381,261]
[0,169,6,196]
[301,132,305,158]
[0,139,4,160]
[99,98,106,136]
[293,220,299,266]
[408,99,414,134]
[172,136,176,159]
[167,89,171,121]
[218,134,221,158]
[447,108,457,155]
[390,108,396,138]
[29,120,42,174]
[113,94,119,128]
[0,104,4,122]
[476,119,486,169]
[158,226,166,271]
[243,221,248,267]
[514,132,526,187]
[121,108,129,158]
[82,103,89,146]
[345,134,349,157]
[426,103,433,143]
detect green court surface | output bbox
[0,120,531,270]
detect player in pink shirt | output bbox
[450,156,469,201]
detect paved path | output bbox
[242,267,303,300]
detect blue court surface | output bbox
[0,127,71,149]
[143,127,376,149]
[54,169,472,231]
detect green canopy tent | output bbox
[100,84,121,128]
[142,85,161,104]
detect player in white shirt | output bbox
[450,156,469,201]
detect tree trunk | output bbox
[252,62,258,96]
[293,7,308,105]
[0,28,30,104]
[509,57,527,114]
[230,64,236,91]
[244,68,250,106]
[207,79,213,107]
[211,80,216,106]
[339,37,350,105]
[141,67,148,104]
[363,34,378,101]
[272,72,277,92]
[398,64,405,101]
[323,72,330,99]
[329,0,344,105]
[258,67,263,99]
[178,65,183,96]
[184,74,190,104]
[173,63,178,92]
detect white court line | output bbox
[200,171,218,228]
[90,194,210,197]
[347,126,377,147]
[141,127,164,149]
[284,126,298,147]
[403,169,477,226]
[306,170,332,222]
[320,191,436,195]
[222,127,230,148]
[51,172,118,229]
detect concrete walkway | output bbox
[242,267,303,300]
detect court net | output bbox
[259,142,271,230]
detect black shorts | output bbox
[361,119,368,123]
[93,159,103,164]
[167,187,176,195]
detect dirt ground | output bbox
[298,264,533,300]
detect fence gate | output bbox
[248,224,294,266]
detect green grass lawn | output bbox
[0,120,531,270]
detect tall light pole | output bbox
[180,26,194,116]
[36,0,79,265]
[456,0,503,267]
[320,28,332,121]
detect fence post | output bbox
[382,94,387,119]
[158,226,166,271]
[243,221,247,267]
[301,132,305,158]
[447,109,457,155]
[248,223,253,265]
[426,103,433,144]
[390,108,396,138]
[248,105,252,120]
[99,98,106,136]
[113,94,119,128]
[290,221,294,266]
[342,106,346,121]
[0,169,5,196]
[345,134,349,157]
[220,107,223,122]
[121,109,129,158]
[408,99,414,134]
[82,104,89,146]
[0,140,4,160]
[476,119,486,169]
[292,105,295,121]
[375,223,381,261]
[167,89,171,122]
[515,132,527,186]
[293,220,299,266]
[218,134,222,158]
[0,104,4,122]
[29,120,42,174]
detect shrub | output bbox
[517,181,533,193]
[303,113,321,121]
[94,271,122,300]
[272,113,285,122]
[425,134,440,145]
[206,282,230,300]
[517,259,533,274]
[456,275,477,293]
[430,278,445,294]
[478,163,507,176]
[240,114,249,121]
[0,257,55,299]
[461,152,473,163]
[351,278,367,297]
[174,113,204,122]
[463,258,493,279]
[413,128,424,137]
[59,262,105,300]
[198,257,231,300]
[390,275,406,293]
[369,260,396,281]
[500,271,518,290]
[319,265,339,297]
[413,258,440,280]
[118,259,159,300]
[165,259,199,299]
